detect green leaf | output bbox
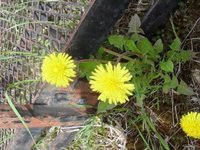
[160,60,174,72]
[162,74,179,93]
[163,74,171,83]
[170,75,179,89]
[124,40,140,53]
[96,47,105,59]
[177,80,195,95]
[147,49,160,60]
[97,101,116,113]
[124,61,139,72]
[79,61,100,80]
[167,50,177,61]
[170,37,181,51]
[136,94,145,107]
[163,85,170,93]
[162,74,171,93]
[128,14,143,34]
[108,35,125,50]
[167,49,195,62]
[136,38,153,54]
[154,39,163,53]
[133,77,148,106]
[147,71,161,82]
[130,34,139,42]
[178,50,195,62]
[144,39,160,59]
[142,57,155,67]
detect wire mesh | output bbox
[0,0,91,149]
[0,0,90,104]
[0,129,14,150]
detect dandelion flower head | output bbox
[180,112,200,139]
[89,62,135,104]
[41,52,76,87]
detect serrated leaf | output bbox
[97,101,116,113]
[79,61,100,80]
[128,14,142,34]
[108,35,125,50]
[179,50,195,62]
[147,49,160,60]
[137,38,153,54]
[154,39,163,53]
[160,60,174,72]
[124,40,140,53]
[170,37,181,51]
[167,50,177,61]
[177,80,195,95]
[170,75,179,89]
[162,74,179,93]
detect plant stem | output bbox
[170,16,178,39]
[104,48,136,62]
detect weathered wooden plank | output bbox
[0,80,98,128]
[65,0,131,59]
[141,0,178,39]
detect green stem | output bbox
[170,16,178,39]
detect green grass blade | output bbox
[136,125,151,149]
[0,51,38,56]
[9,21,54,30]
[144,113,169,150]
[9,79,40,88]
[0,56,14,60]
[0,131,13,145]
[5,91,39,150]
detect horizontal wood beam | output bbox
[0,80,98,128]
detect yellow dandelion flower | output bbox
[41,52,76,87]
[180,112,200,139]
[89,62,135,104]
